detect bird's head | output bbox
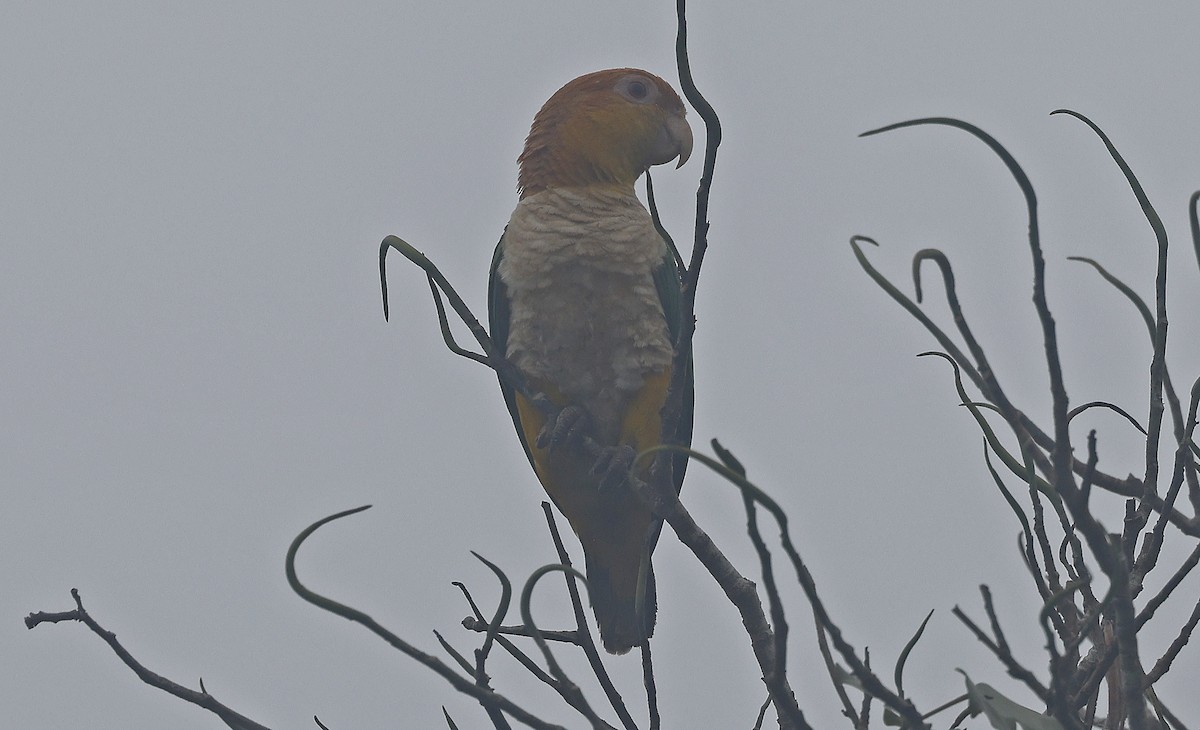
[517,68,693,198]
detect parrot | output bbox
[487,68,695,655]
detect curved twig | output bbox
[862,107,1199,728]
[675,0,722,296]
[712,439,790,712]
[455,583,560,685]
[1066,400,1148,436]
[911,249,1003,403]
[1190,190,1200,277]
[1067,254,1191,490]
[983,440,1056,607]
[468,553,511,675]
[656,0,722,513]
[645,170,684,273]
[427,274,489,365]
[380,236,530,387]
[1067,256,1155,335]
[851,237,986,393]
[518,565,613,729]
[894,609,934,699]
[1053,112,1174,585]
[867,114,1077,525]
[918,352,1056,499]
[1189,375,1200,458]
[379,237,489,354]
[286,506,566,730]
[856,238,1197,534]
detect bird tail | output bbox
[585,549,657,655]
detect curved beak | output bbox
[649,112,694,169]
[668,113,693,168]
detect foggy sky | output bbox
[4,3,1199,728]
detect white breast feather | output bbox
[498,187,674,442]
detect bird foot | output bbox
[590,444,637,490]
[536,405,590,451]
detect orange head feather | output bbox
[517,68,692,198]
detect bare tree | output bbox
[26,2,1198,728]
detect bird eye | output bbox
[616,76,656,104]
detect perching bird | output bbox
[488,68,694,654]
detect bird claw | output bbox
[536,405,590,451]
[591,444,637,490]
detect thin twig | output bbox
[461,552,517,729]
[518,565,614,729]
[1052,113,1171,530]
[751,694,772,730]
[1137,541,1200,630]
[645,170,684,273]
[540,503,638,730]
[645,444,914,727]
[951,605,1049,700]
[641,642,660,730]
[459,619,577,644]
[25,590,273,730]
[814,620,861,727]
[862,117,1077,517]
[1143,596,1200,686]
[714,440,791,711]
[859,649,873,729]
[1189,191,1200,278]
[285,506,567,730]
[455,585,560,686]
[855,161,1198,538]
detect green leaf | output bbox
[831,663,865,691]
[895,609,934,697]
[958,670,1063,730]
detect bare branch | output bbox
[25,590,272,730]
[1190,190,1200,277]
[860,111,1199,728]
[518,565,615,729]
[713,440,791,712]
[1143,596,1200,687]
[951,602,1049,701]
[863,116,1077,519]
[813,620,861,727]
[640,641,660,730]
[1137,541,1200,631]
[645,170,684,273]
[456,586,561,687]
[645,444,919,727]
[285,506,567,730]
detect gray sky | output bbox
[5,2,1199,728]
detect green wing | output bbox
[652,248,694,494]
[643,246,694,589]
[488,231,537,471]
